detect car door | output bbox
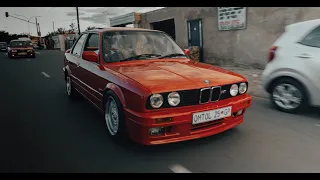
[68,33,88,94]
[295,25,320,86]
[78,33,105,109]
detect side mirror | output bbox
[82,51,98,63]
[184,49,191,56]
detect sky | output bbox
[0,7,164,36]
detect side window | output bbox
[72,34,88,56]
[300,25,320,48]
[84,33,99,52]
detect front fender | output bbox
[104,83,126,108]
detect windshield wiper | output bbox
[157,53,186,59]
[121,53,161,61]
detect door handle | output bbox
[296,53,312,58]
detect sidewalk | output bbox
[221,65,267,99]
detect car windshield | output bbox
[102,31,186,62]
[10,41,30,47]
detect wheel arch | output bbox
[103,83,127,110]
[267,75,311,103]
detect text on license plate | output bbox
[18,52,27,55]
[192,106,232,125]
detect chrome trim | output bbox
[199,86,222,104]
[211,86,222,102]
[199,87,211,104]
[70,74,103,97]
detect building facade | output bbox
[111,7,320,68]
[141,7,320,68]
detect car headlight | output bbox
[239,83,247,94]
[168,92,180,106]
[150,94,164,108]
[230,84,239,96]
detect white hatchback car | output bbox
[262,19,320,113]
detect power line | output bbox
[8,15,36,24]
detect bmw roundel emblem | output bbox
[204,80,210,84]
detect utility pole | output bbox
[38,23,41,36]
[35,17,39,35]
[76,7,80,34]
[52,21,55,31]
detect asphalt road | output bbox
[1,50,320,173]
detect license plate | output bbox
[18,52,27,55]
[192,106,232,125]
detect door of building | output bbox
[187,19,203,61]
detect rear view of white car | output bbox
[262,19,320,113]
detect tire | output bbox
[65,75,80,100]
[270,77,308,114]
[104,91,128,143]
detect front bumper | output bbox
[9,51,35,57]
[125,94,252,145]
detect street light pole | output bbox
[52,21,55,31]
[76,7,80,34]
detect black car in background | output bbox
[0,42,7,51]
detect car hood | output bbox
[107,59,246,93]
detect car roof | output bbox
[85,27,162,33]
[286,19,320,35]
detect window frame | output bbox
[298,25,320,48]
[71,33,88,57]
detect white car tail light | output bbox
[268,46,278,63]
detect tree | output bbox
[69,22,76,33]
[0,30,30,43]
[86,26,98,31]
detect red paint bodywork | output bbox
[8,47,35,57]
[63,28,252,145]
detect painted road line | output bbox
[27,59,30,61]
[315,124,320,127]
[41,72,50,78]
[168,164,192,173]
[35,52,40,54]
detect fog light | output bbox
[237,110,244,116]
[155,118,172,123]
[149,127,165,136]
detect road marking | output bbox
[168,164,192,173]
[27,59,30,61]
[315,124,320,127]
[41,72,50,78]
[35,52,40,54]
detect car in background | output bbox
[7,39,35,58]
[63,28,252,145]
[0,42,7,51]
[262,19,320,114]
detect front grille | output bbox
[146,82,248,110]
[211,87,221,101]
[17,49,27,53]
[200,88,211,103]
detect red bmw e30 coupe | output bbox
[7,39,35,58]
[63,27,252,145]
